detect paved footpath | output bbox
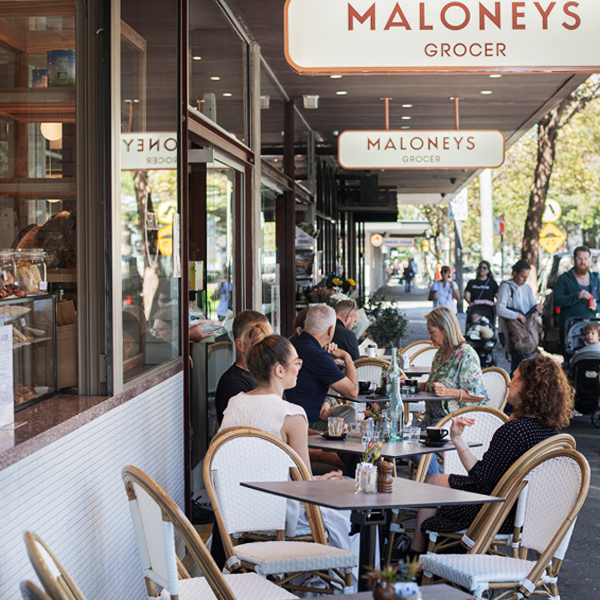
[375,281,600,600]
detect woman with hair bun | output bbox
[219,323,353,552]
[410,354,574,554]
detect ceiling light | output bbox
[401,116,411,120]
[223,92,232,97]
[330,75,343,79]
[192,56,202,61]
[46,198,62,204]
[210,76,220,81]
[402,104,413,108]
[481,90,493,95]
[401,126,410,129]
[333,130,339,136]
[489,74,502,78]
[40,122,62,141]
[336,90,348,95]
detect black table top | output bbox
[241,477,503,512]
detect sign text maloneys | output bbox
[338,130,504,170]
[285,0,600,73]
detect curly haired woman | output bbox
[410,354,574,554]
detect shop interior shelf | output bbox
[0,88,75,122]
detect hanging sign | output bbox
[121,133,178,170]
[338,130,504,170]
[450,189,468,221]
[539,223,567,254]
[285,0,600,74]
[383,238,415,247]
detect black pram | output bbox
[465,304,497,368]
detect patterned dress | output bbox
[422,344,489,425]
[421,418,557,536]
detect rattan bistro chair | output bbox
[122,465,298,600]
[482,367,510,412]
[424,434,577,557]
[354,357,390,387]
[421,448,590,600]
[20,581,52,600]
[204,427,357,594]
[23,531,87,600]
[400,341,433,363]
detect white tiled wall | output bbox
[0,373,184,599]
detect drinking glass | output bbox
[405,426,420,444]
[327,416,344,437]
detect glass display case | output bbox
[0,293,56,410]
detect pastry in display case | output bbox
[0,294,56,409]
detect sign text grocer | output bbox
[285,0,600,73]
[338,130,505,170]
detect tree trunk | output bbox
[521,98,572,272]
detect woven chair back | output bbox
[355,358,390,385]
[482,367,510,411]
[409,346,437,368]
[122,465,237,600]
[23,531,87,600]
[20,581,52,600]
[402,341,433,362]
[205,427,326,543]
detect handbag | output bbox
[506,313,542,355]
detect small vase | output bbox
[355,462,378,493]
[372,582,395,600]
[376,460,394,493]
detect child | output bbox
[582,322,600,353]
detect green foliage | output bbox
[360,293,407,349]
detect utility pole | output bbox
[479,169,494,263]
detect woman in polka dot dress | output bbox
[410,354,574,554]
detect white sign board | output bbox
[383,238,415,248]
[121,133,178,170]
[450,189,468,221]
[285,0,600,74]
[0,325,14,428]
[339,130,504,170]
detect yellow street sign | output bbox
[542,199,562,223]
[539,223,567,254]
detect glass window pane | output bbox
[0,1,77,406]
[189,0,248,144]
[121,1,180,381]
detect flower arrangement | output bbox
[362,440,384,464]
[308,287,334,304]
[363,564,400,585]
[364,402,385,423]
[363,560,422,600]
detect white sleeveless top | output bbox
[219,392,308,439]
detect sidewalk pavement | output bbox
[374,281,600,600]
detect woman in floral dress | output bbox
[417,305,489,427]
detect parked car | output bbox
[538,250,600,354]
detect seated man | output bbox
[286,304,359,431]
[333,300,360,361]
[214,310,271,425]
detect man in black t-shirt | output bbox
[214,310,271,424]
[333,299,360,361]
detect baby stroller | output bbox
[564,317,600,423]
[465,304,497,368]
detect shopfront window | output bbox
[260,185,279,331]
[189,0,248,143]
[0,0,77,408]
[120,0,180,382]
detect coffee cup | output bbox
[367,346,376,358]
[359,381,371,394]
[426,427,448,442]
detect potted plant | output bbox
[355,440,383,493]
[363,559,422,600]
[360,293,408,350]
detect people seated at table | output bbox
[214,310,271,425]
[219,323,354,552]
[410,354,574,554]
[415,306,489,426]
[333,300,361,361]
[286,304,359,431]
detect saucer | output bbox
[320,432,347,440]
[420,439,449,447]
